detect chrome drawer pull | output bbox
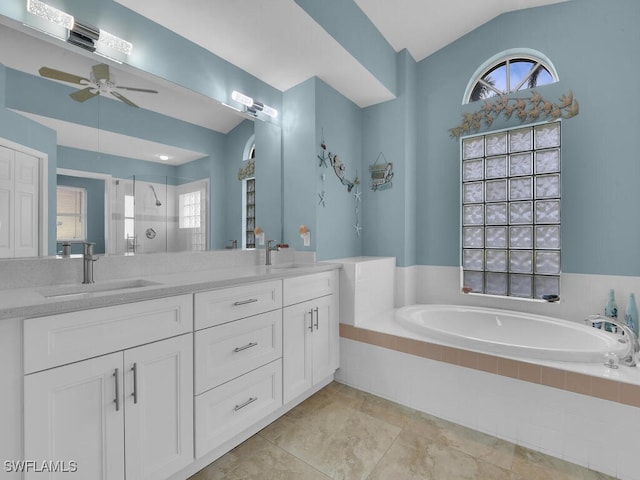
[233,298,259,306]
[234,396,258,411]
[131,363,138,404]
[233,341,258,353]
[313,307,319,330]
[113,368,120,412]
[308,309,314,331]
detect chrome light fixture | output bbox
[25,0,133,57]
[231,90,278,119]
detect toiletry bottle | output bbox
[625,293,638,336]
[604,289,618,332]
[605,289,618,318]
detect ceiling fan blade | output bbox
[111,91,139,108]
[92,63,110,82]
[39,66,89,85]
[69,87,99,103]
[116,86,159,94]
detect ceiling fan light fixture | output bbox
[26,0,74,30]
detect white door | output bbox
[14,151,39,257]
[124,334,193,480]
[282,300,314,403]
[23,352,125,480]
[0,145,40,258]
[311,294,339,382]
[0,146,14,258]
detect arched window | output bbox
[465,50,558,104]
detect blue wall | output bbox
[362,50,417,267]
[282,77,365,261]
[282,78,317,251]
[415,0,640,276]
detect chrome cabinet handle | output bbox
[233,341,258,353]
[234,397,257,411]
[233,298,258,306]
[308,309,314,331]
[131,363,138,404]
[313,307,319,330]
[113,368,120,412]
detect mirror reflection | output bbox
[0,20,282,258]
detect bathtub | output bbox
[395,304,628,363]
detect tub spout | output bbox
[585,314,639,367]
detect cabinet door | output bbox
[124,334,193,480]
[311,294,339,382]
[282,300,314,403]
[24,352,125,480]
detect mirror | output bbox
[0,19,282,257]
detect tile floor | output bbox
[188,382,616,480]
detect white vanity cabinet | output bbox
[193,281,283,457]
[282,271,339,404]
[23,295,194,480]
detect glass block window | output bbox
[461,122,561,299]
[466,54,557,103]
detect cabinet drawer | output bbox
[194,280,282,330]
[195,310,282,394]
[283,271,337,306]
[24,295,193,374]
[195,359,282,457]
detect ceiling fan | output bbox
[38,63,158,108]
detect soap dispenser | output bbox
[625,293,638,336]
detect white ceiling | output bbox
[115,0,568,108]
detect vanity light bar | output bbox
[27,0,74,30]
[231,90,278,119]
[97,29,133,56]
[25,0,133,56]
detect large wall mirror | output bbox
[0,18,282,258]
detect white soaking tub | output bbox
[395,304,628,363]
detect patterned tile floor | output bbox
[189,382,616,480]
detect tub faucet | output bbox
[82,241,98,284]
[265,240,279,266]
[585,314,639,367]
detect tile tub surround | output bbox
[337,326,640,480]
[188,382,614,480]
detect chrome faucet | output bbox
[82,241,98,284]
[265,240,279,266]
[585,314,639,367]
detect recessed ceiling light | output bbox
[158,155,169,161]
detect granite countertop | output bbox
[0,263,339,321]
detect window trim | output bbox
[463,49,559,104]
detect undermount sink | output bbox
[267,263,316,270]
[39,279,162,299]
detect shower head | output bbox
[149,185,162,206]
